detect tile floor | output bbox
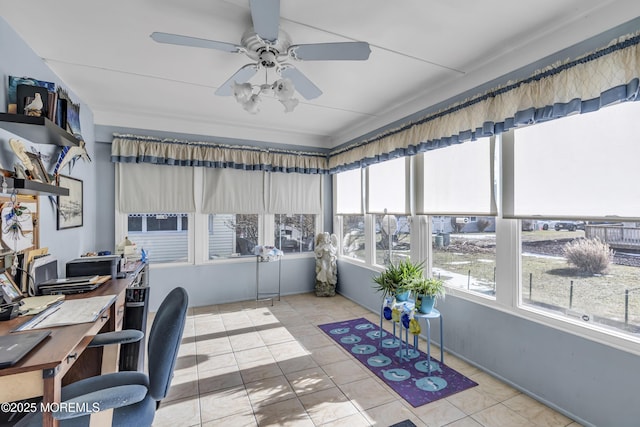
[153,293,580,427]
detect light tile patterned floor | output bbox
[153,293,580,427]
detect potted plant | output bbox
[372,258,424,302]
[405,277,445,314]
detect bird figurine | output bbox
[24,93,43,116]
[8,138,39,180]
[54,139,92,174]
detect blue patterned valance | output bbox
[329,31,640,173]
[111,134,329,175]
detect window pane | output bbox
[274,214,316,253]
[521,219,640,336]
[208,214,259,259]
[146,215,178,232]
[341,215,365,261]
[127,213,188,264]
[127,216,142,232]
[432,215,496,297]
[374,214,411,266]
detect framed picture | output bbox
[7,76,55,114]
[0,270,23,304]
[57,175,83,230]
[25,152,50,184]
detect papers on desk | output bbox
[15,295,116,331]
[19,295,65,316]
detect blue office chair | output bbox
[23,287,188,427]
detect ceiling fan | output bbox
[150,0,371,106]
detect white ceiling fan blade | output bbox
[215,64,259,96]
[249,0,280,43]
[280,66,322,100]
[289,42,371,61]
[151,32,241,53]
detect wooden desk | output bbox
[0,274,134,426]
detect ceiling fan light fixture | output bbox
[233,81,254,104]
[242,93,262,114]
[259,83,274,97]
[280,97,299,113]
[273,78,295,101]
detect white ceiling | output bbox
[2,1,639,149]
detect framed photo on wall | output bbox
[57,175,83,230]
[25,152,50,184]
[0,270,23,304]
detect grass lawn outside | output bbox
[434,230,640,332]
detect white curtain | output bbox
[269,172,322,214]
[117,162,195,213]
[201,168,266,214]
[335,168,362,214]
[418,137,496,215]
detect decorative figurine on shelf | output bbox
[314,232,338,297]
[23,93,44,116]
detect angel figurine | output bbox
[314,232,338,297]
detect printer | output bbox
[66,255,121,278]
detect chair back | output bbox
[146,287,188,402]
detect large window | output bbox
[118,166,322,264]
[127,213,189,263]
[367,157,410,267]
[512,101,640,337]
[432,215,496,297]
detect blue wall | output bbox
[0,17,97,277]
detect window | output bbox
[374,214,411,266]
[127,213,189,263]
[208,214,259,259]
[274,214,316,253]
[335,168,366,261]
[521,219,639,335]
[432,215,496,297]
[340,214,365,261]
[511,102,640,337]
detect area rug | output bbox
[318,317,477,407]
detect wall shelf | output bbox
[4,177,68,197]
[0,113,80,147]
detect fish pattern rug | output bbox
[318,317,477,407]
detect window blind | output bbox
[417,137,496,216]
[201,168,266,214]
[335,168,362,214]
[506,101,640,219]
[117,162,195,213]
[269,172,322,214]
[367,157,409,214]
